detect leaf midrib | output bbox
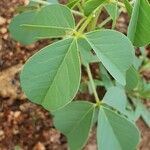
[102,107,123,150]
[42,38,76,104]
[67,105,94,137]
[21,24,74,31]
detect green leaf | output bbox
[140,104,150,128]
[97,106,140,150]
[105,3,119,27]
[84,0,106,16]
[9,4,75,45]
[99,63,114,90]
[29,0,58,5]
[77,38,99,65]
[138,79,150,99]
[20,38,81,111]
[123,0,133,16]
[125,66,139,91]
[103,86,127,113]
[47,0,58,3]
[53,101,95,150]
[85,30,134,85]
[131,98,150,127]
[133,56,143,70]
[128,0,150,47]
[67,0,80,8]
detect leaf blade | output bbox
[9,4,75,44]
[54,101,95,150]
[128,0,150,47]
[20,38,81,111]
[97,106,140,150]
[103,86,127,113]
[85,30,134,85]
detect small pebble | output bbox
[14,111,21,118]
[33,142,45,150]
[0,27,7,34]
[0,16,6,25]
[0,130,4,136]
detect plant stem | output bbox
[98,16,112,28]
[86,64,100,105]
[78,14,94,33]
[117,1,125,8]
[87,7,102,31]
[75,18,86,30]
[71,10,85,17]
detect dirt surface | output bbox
[0,0,150,150]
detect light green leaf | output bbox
[125,66,139,91]
[77,38,99,65]
[105,3,119,27]
[133,56,143,70]
[88,79,104,94]
[30,0,58,4]
[47,0,58,3]
[123,0,133,16]
[9,4,75,45]
[85,30,134,85]
[103,86,127,113]
[99,63,114,90]
[84,0,106,16]
[128,0,150,47]
[131,98,150,127]
[97,106,140,150]
[140,104,150,128]
[138,79,150,100]
[53,101,95,150]
[20,38,81,111]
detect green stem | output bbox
[111,0,125,8]
[77,3,84,13]
[71,10,85,17]
[78,14,94,33]
[75,18,86,30]
[86,64,100,105]
[117,1,125,8]
[98,16,112,28]
[87,7,102,31]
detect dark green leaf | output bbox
[67,0,80,8]
[84,0,106,16]
[128,0,150,47]
[123,0,133,16]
